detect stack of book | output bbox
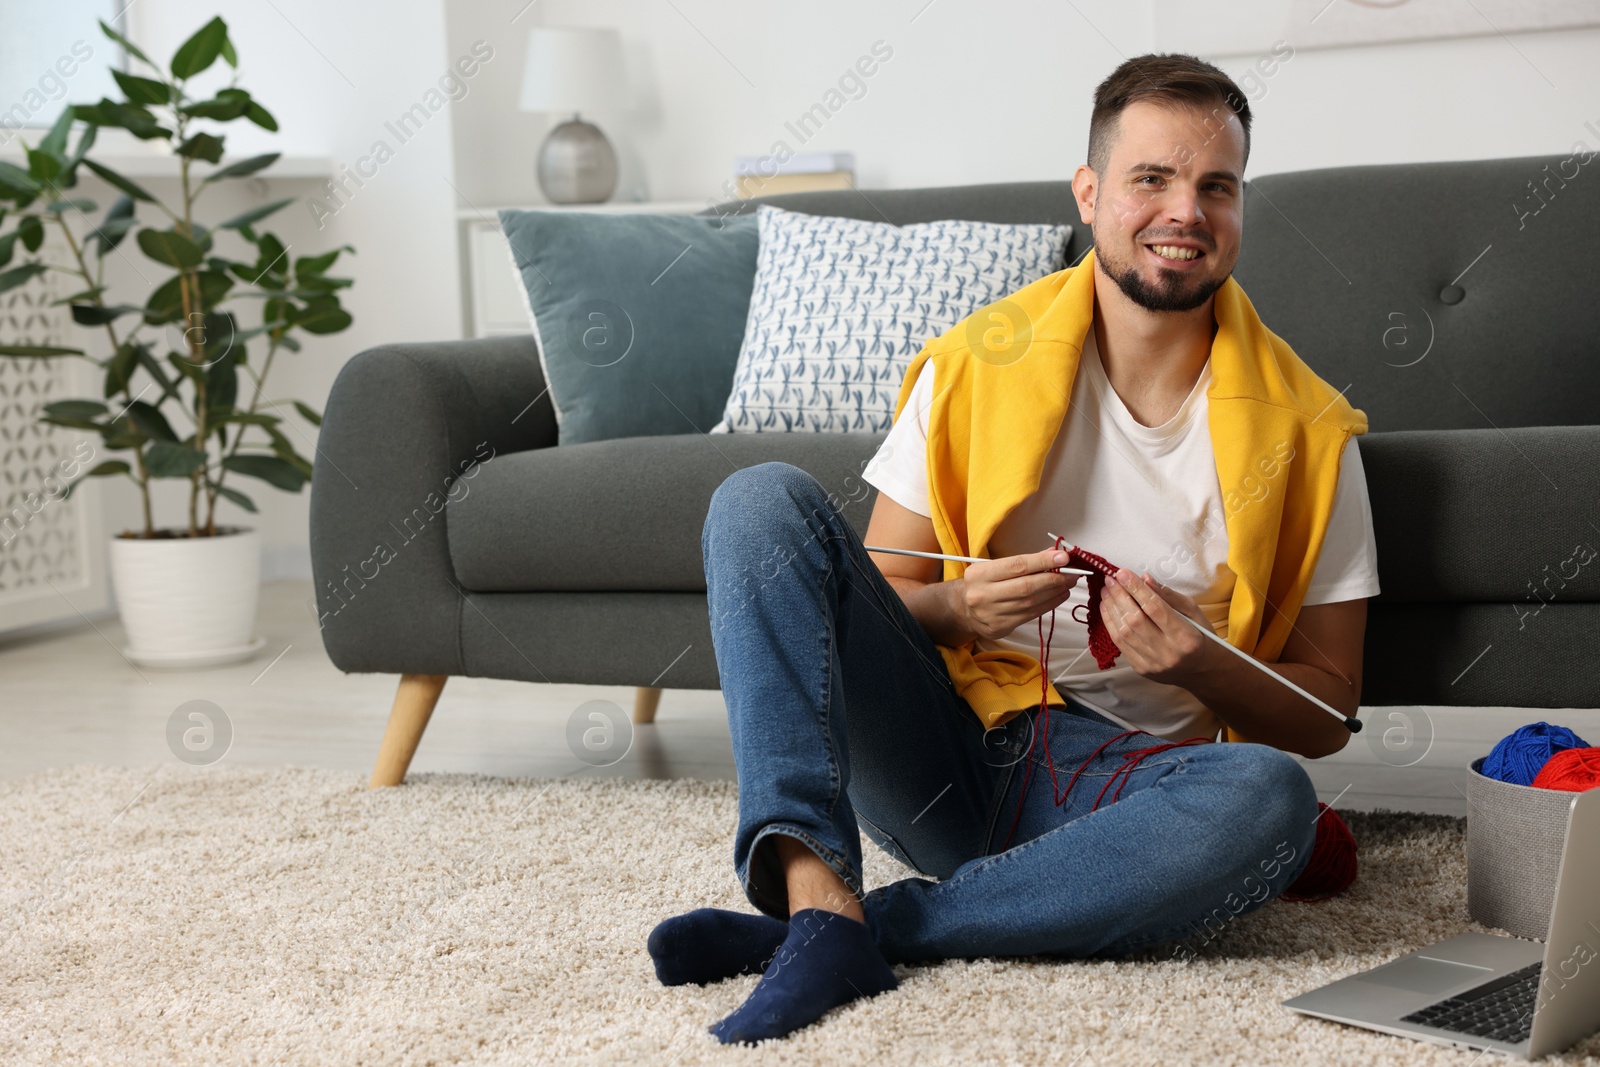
[733,152,855,200]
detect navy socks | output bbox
[647,908,789,986]
[710,908,898,1045]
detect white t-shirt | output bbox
[862,327,1381,741]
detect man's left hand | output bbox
[1101,569,1218,686]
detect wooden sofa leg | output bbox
[633,686,662,724]
[369,674,448,788]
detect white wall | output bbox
[22,0,1600,589]
[447,0,1600,206]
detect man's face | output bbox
[1079,99,1246,313]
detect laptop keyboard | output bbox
[1400,961,1543,1044]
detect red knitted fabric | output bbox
[1064,545,1122,670]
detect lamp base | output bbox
[537,117,618,204]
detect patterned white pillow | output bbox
[710,204,1070,433]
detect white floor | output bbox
[2,580,1594,816]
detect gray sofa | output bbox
[309,154,1600,786]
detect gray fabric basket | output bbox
[1465,757,1576,940]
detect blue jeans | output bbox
[703,462,1319,964]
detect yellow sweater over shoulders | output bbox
[891,249,1368,742]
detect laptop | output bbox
[1283,786,1600,1059]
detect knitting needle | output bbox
[1044,535,1363,734]
[863,544,1095,576]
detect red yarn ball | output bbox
[1281,802,1358,903]
[1531,747,1600,792]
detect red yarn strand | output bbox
[996,540,1358,905]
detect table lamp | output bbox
[518,27,627,204]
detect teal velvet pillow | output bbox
[498,210,759,445]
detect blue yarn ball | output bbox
[1483,722,1592,786]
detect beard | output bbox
[1094,228,1229,313]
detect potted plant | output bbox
[0,16,353,666]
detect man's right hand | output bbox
[863,492,1081,647]
[955,550,1081,642]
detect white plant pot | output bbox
[108,526,266,668]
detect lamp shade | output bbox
[518,27,627,114]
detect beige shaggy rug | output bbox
[2,764,1597,1067]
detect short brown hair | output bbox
[1087,53,1252,177]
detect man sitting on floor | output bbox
[649,51,1379,1044]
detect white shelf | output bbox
[455,199,707,222]
[0,148,331,181]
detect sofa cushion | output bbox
[449,432,887,592]
[710,204,1069,433]
[1361,425,1600,604]
[498,209,759,445]
[1232,155,1600,432]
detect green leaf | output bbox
[0,342,82,357]
[104,343,141,397]
[294,245,352,279]
[26,148,62,185]
[100,19,154,67]
[244,100,278,132]
[82,159,156,202]
[86,460,132,477]
[214,484,256,512]
[134,345,177,401]
[145,440,206,477]
[71,303,140,326]
[72,99,170,140]
[46,199,98,215]
[237,233,290,286]
[180,87,250,121]
[0,263,47,295]
[126,399,177,442]
[203,153,279,183]
[93,196,138,256]
[167,349,205,383]
[45,400,109,421]
[137,227,204,268]
[208,349,238,410]
[144,269,232,324]
[171,17,229,79]
[223,453,306,491]
[293,400,323,427]
[42,415,103,432]
[18,215,43,253]
[0,231,15,269]
[111,70,170,107]
[216,411,280,428]
[99,421,142,449]
[71,122,98,166]
[263,424,312,474]
[294,296,353,335]
[201,310,240,367]
[38,108,74,159]
[0,160,43,200]
[175,132,225,164]
[220,35,238,68]
[219,198,293,231]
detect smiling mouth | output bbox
[1146,243,1204,262]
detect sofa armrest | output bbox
[309,334,555,674]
